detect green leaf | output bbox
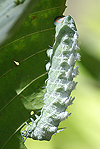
[0,0,38,46]
[0,0,66,148]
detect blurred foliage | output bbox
[0,0,38,46]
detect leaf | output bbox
[0,0,66,148]
[0,0,38,46]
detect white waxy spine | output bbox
[21,15,80,141]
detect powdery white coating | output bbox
[46,62,51,71]
[21,15,80,141]
[46,48,53,59]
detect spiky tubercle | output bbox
[21,15,80,141]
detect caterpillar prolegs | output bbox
[21,15,80,141]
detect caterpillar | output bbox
[21,15,80,141]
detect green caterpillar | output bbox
[21,15,80,141]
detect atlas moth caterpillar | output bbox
[21,15,80,142]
